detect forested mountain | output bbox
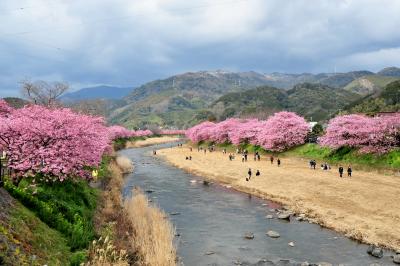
[343,80,400,115]
[108,67,399,128]
[211,83,359,121]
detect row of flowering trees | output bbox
[186,112,310,152]
[107,125,153,140]
[319,114,400,154]
[0,100,170,182]
[186,111,400,154]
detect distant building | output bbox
[308,121,318,130]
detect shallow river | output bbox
[120,143,392,266]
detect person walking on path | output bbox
[244,153,248,162]
[242,154,245,162]
[247,168,252,181]
[270,155,274,164]
[338,166,344,178]
[277,158,281,167]
[257,154,261,161]
[347,166,352,177]
[255,170,260,177]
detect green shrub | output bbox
[4,178,98,251]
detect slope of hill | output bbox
[286,83,360,121]
[210,83,360,121]
[2,97,29,108]
[344,80,400,115]
[62,85,133,101]
[377,67,400,77]
[344,75,400,95]
[109,68,394,128]
[111,71,279,128]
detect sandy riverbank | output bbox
[126,136,181,148]
[158,145,400,251]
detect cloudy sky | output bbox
[1,0,399,96]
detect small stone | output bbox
[266,215,273,219]
[393,254,400,264]
[288,241,295,247]
[278,212,291,220]
[266,230,280,238]
[205,251,215,255]
[170,212,180,216]
[145,189,154,193]
[244,233,254,239]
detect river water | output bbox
[120,143,393,266]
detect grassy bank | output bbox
[0,188,75,265]
[196,141,400,171]
[284,144,400,171]
[0,153,114,265]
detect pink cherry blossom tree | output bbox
[319,113,400,153]
[185,121,216,143]
[256,111,309,151]
[0,105,110,182]
[209,118,242,144]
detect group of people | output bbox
[187,144,353,181]
[246,168,260,181]
[309,159,353,177]
[339,165,352,177]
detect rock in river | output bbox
[278,212,291,220]
[266,230,280,238]
[265,215,274,219]
[367,245,383,258]
[393,254,400,264]
[244,233,255,239]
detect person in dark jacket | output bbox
[338,166,344,178]
[347,166,352,177]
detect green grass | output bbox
[4,178,98,251]
[8,202,73,265]
[284,143,400,170]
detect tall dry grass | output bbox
[116,156,134,174]
[124,189,176,266]
[81,236,129,266]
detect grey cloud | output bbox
[0,0,399,96]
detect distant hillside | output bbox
[2,97,29,108]
[211,83,360,121]
[344,75,400,95]
[109,68,397,128]
[344,80,400,115]
[62,85,133,101]
[111,71,277,128]
[377,67,400,77]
